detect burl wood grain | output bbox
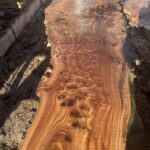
[22,0,131,150]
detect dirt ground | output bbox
[126,27,150,150]
[0,1,52,149]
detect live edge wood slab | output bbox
[22,0,131,150]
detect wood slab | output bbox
[22,0,131,150]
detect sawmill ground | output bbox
[0,1,52,149]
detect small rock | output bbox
[47,42,51,48]
[0,88,7,96]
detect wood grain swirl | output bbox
[21,0,131,150]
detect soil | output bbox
[124,1,150,149]
[126,26,150,150]
[0,1,52,149]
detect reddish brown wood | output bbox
[22,0,131,150]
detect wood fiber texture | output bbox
[22,0,131,150]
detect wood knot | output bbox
[72,122,81,128]
[67,99,75,107]
[70,110,80,118]
[61,101,67,107]
[57,94,66,100]
[65,135,72,142]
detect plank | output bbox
[22,0,131,150]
